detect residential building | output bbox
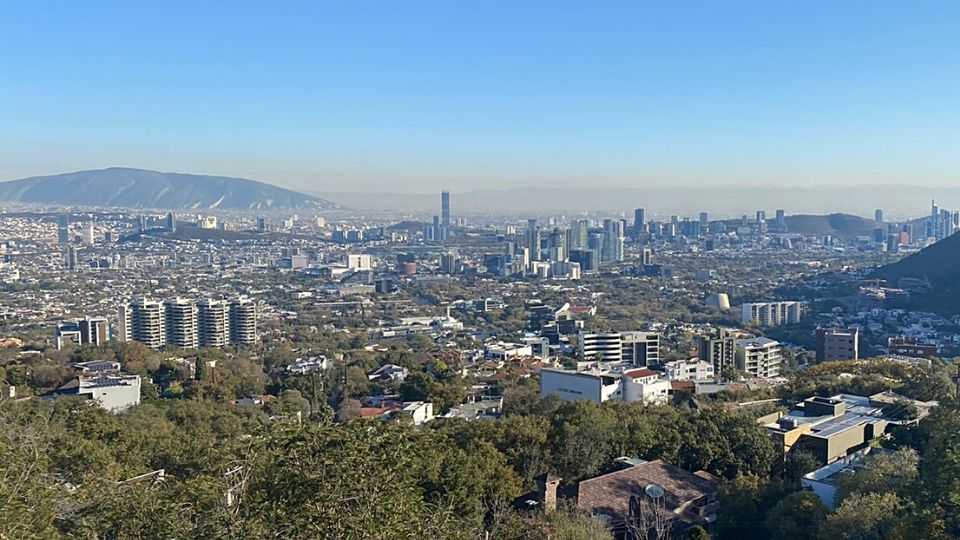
[742,301,802,326]
[766,393,934,466]
[816,327,860,362]
[664,359,715,381]
[736,337,782,378]
[540,365,670,405]
[697,328,736,372]
[401,401,434,426]
[197,299,231,347]
[287,356,330,374]
[164,297,199,349]
[887,337,938,359]
[230,296,258,345]
[579,331,660,365]
[121,298,166,349]
[79,316,110,347]
[51,375,142,412]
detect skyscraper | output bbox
[698,212,708,227]
[874,209,884,222]
[82,222,95,245]
[123,298,166,349]
[58,214,70,244]
[633,208,645,238]
[64,245,78,271]
[571,219,589,250]
[525,219,541,262]
[441,191,450,227]
[166,212,177,232]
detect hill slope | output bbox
[876,233,960,314]
[0,168,339,211]
[783,213,880,237]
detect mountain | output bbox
[783,213,881,237]
[876,233,960,315]
[0,168,340,211]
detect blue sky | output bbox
[2,1,959,192]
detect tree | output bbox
[835,448,918,504]
[717,475,794,540]
[335,398,362,422]
[817,492,900,540]
[765,491,827,540]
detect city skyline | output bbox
[3,1,960,192]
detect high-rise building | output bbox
[64,245,78,271]
[525,219,541,262]
[621,331,661,366]
[736,337,782,378]
[571,220,589,250]
[78,316,110,347]
[440,252,457,274]
[230,297,258,345]
[698,328,736,372]
[256,217,267,232]
[82,222,95,245]
[633,208,645,238]
[166,212,176,232]
[874,209,884,222]
[698,212,709,227]
[816,327,860,362]
[164,298,198,349]
[601,219,624,263]
[198,299,231,348]
[122,298,166,349]
[742,301,801,326]
[57,214,70,244]
[775,209,786,228]
[641,248,653,266]
[441,191,450,227]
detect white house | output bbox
[53,375,142,412]
[540,366,669,405]
[401,401,434,426]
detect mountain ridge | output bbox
[0,167,340,211]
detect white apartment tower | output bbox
[123,298,166,349]
[230,297,258,345]
[198,299,231,348]
[165,298,199,349]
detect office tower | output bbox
[816,327,859,362]
[441,191,450,227]
[164,298,198,349]
[735,337,782,378]
[698,212,709,228]
[64,245,78,271]
[257,217,267,232]
[547,228,566,262]
[775,209,786,228]
[82,222,95,245]
[601,219,624,263]
[440,252,457,274]
[568,249,597,272]
[633,208,646,238]
[571,219,589,250]
[166,212,176,232]
[57,214,70,244]
[756,210,766,224]
[641,248,653,266]
[78,316,110,346]
[525,219,541,261]
[230,297,258,345]
[698,328,736,372]
[138,215,147,233]
[874,209,884,222]
[198,299,231,348]
[124,298,166,349]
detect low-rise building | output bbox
[51,375,142,412]
[735,337,782,378]
[540,364,670,405]
[664,359,715,381]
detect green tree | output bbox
[817,492,900,540]
[765,491,827,540]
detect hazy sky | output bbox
[2,1,959,193]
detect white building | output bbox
[736,337,783,378]
[579,331,660,366]
[540,365,670,405]
[402,401,434,426]
[347,254,372,271]
[742,301,802,326]
[664,359,716,381]
[485,342,534,361]
[287,356,330,374]
[54,375,142,412]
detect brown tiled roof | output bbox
[575,460,720,526]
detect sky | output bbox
[2,1,960,193]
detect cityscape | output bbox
[3,2,960,540]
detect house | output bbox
[401,401,434,426]
[519,460,720,537]
[367,364,408,382]
[540,364,670,405]
[287,356,330,374]
[765,393,934,465]
[443,396,504,420]
[73,360,122,374]
[50,375,142,412]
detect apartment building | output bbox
[736,337,783,378]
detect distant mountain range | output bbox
[0,168,340,211]
[877,233,960,315]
